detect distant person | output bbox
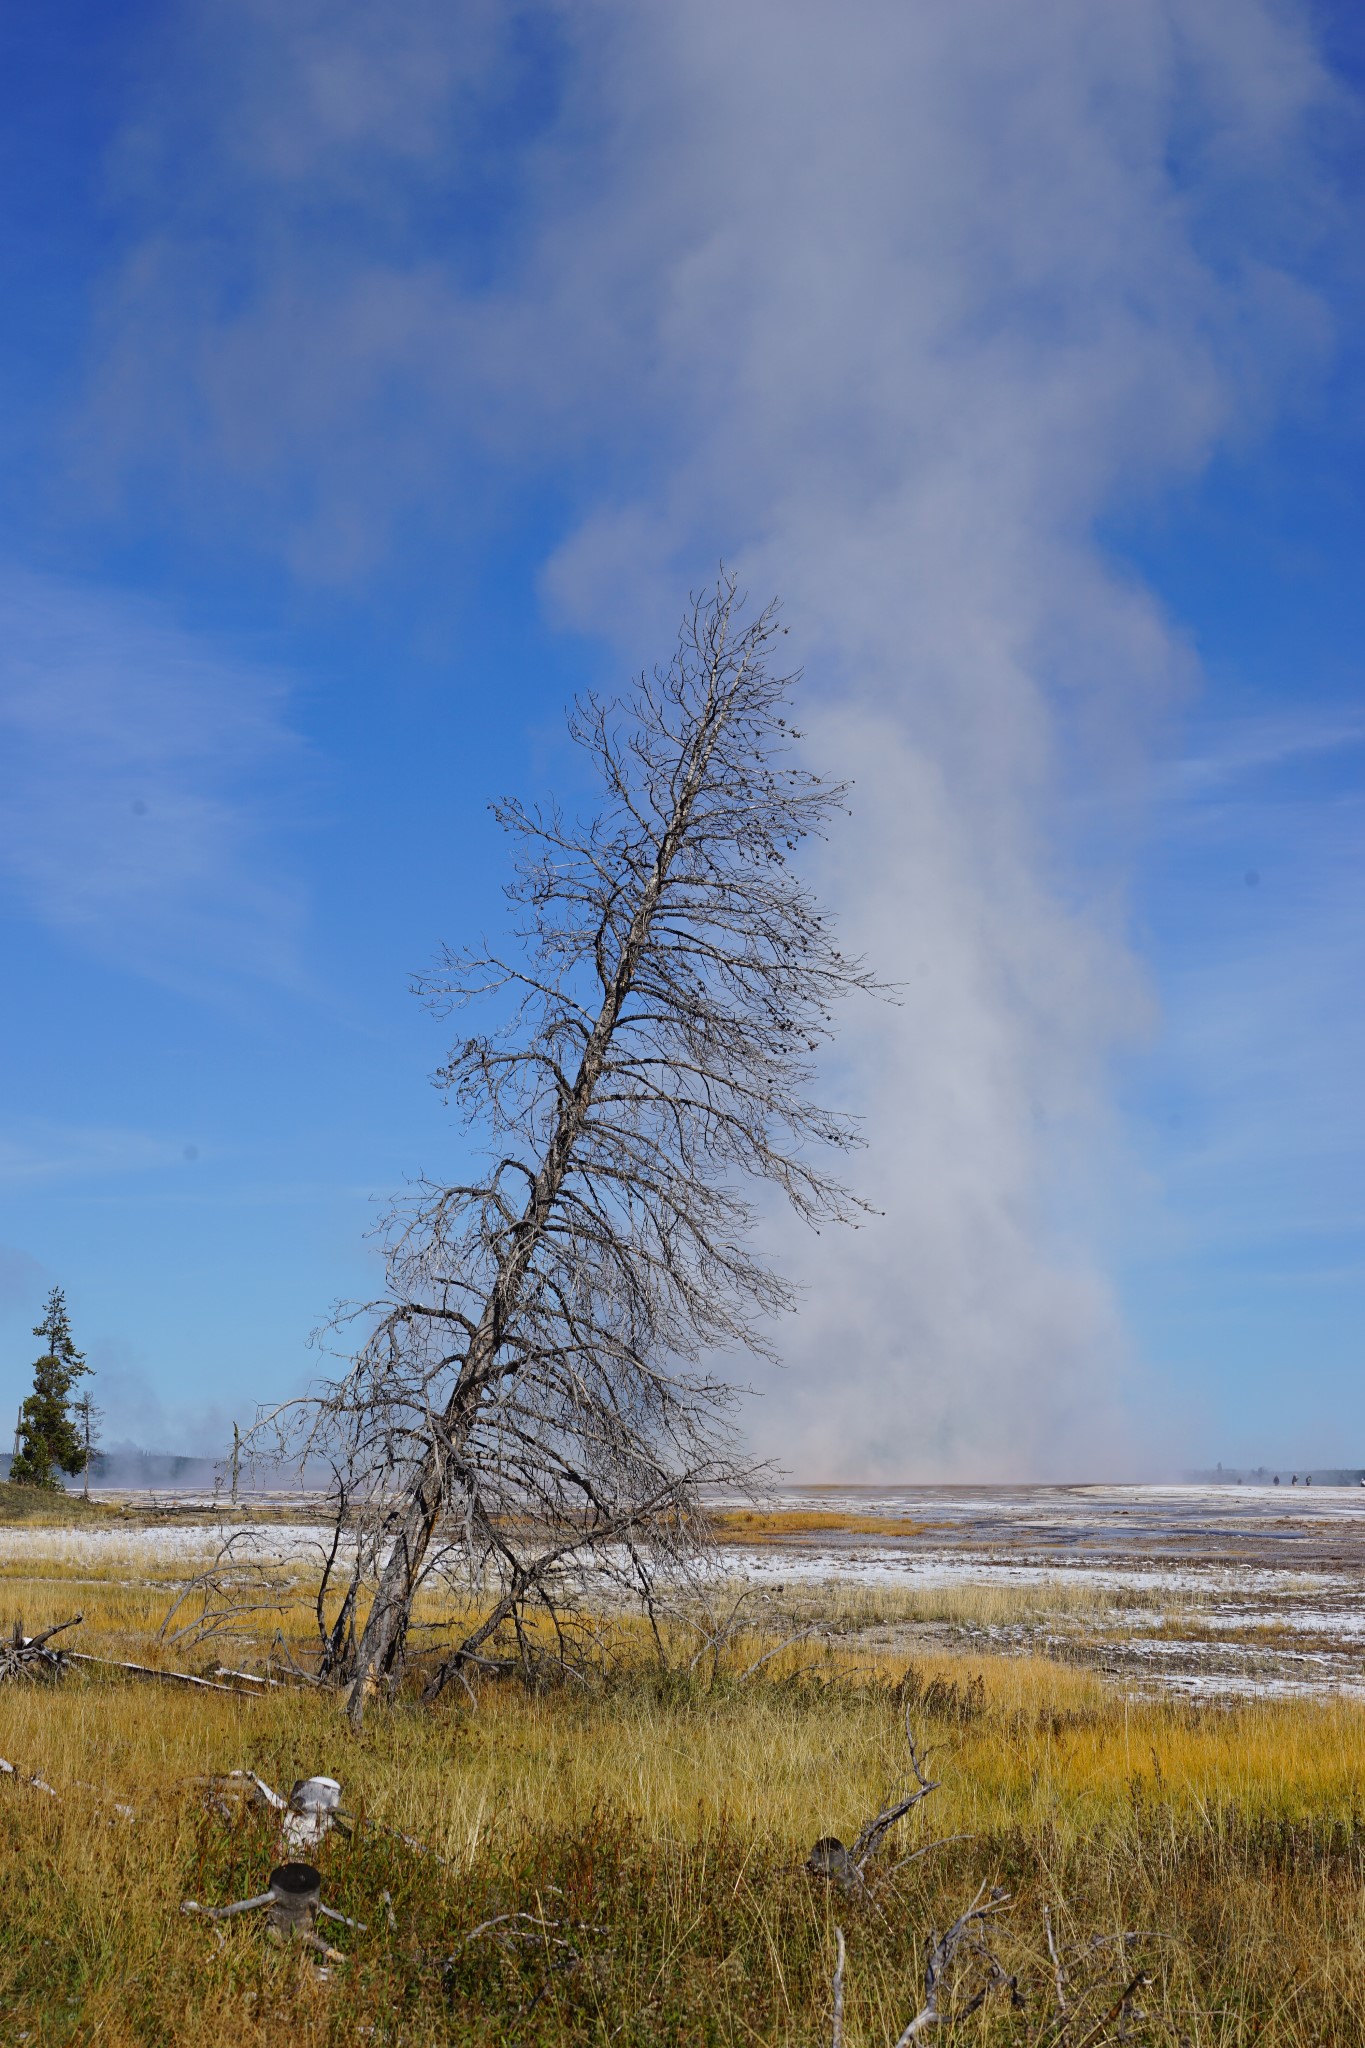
[1291,1474,1298,1485]
[1274,1475,1280,1485]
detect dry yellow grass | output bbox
[2,1538,1365,2043]
[709,1509,932,1540]
[774,1573,1187,1628]
[4,1627,1362,1854]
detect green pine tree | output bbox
[11,1287,90,1490]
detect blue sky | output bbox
[0,0,1361,1478]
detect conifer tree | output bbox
[11,1287,90,1490]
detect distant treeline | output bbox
[1184,1467,1365,1487]
[0,1444,321,1491]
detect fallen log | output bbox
[68,1652,253,1695]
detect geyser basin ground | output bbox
[7,1480,1361,1700]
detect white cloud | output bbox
[1172,712,1365,796]
[83,0,1337,1474]
[0,570,308,995]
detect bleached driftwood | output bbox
[68,1651,252,1694]
[830,1926,847,2048]
[0,1756,60,1797]
[0,1611,266,1697]
[1,1753,136,1821]
[201,1770,347,1853]
[280,1776,345,1853]
[0,1616,82,1682]
[203,1764,450,1865]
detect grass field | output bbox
[3,1524,1365,2044]
[709,1510,933,1541]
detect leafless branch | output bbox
[1046,1903,1068,2018]
[181,1891,276,1922]
[829,1882,1023,2046]
[895,1883,1019,2041]
[809,1707,943,1890]
[155,1530,290,1653]
[462,1911,610,1947]
[1047,1922,1165,2043]
[0,1756,60,1797]
[850,1707,941,1873]
[1070,1970,1150,2048]
[881,1832,975,1878]
[736,1624,826,1681]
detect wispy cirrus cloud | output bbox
[0,1123,190,1186]
[1171,713,1365,797]
[0,569,309,996]
[1134,710,1365,1240]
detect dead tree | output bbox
[260,576,880,1723]
[182,1861,360,1958]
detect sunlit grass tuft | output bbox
[709,1508,933,1539]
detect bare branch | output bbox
[894,1883,1017,2042]
[849,1709,941,1876]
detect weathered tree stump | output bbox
[266,1863,322,1937]
[807,1836,856,1883]
[0,1616,81,1683]
[283,1776,343,1852]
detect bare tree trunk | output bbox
[345,685,726,1724]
